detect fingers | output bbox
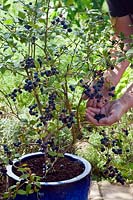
[86,96,109,109]
[86,107,101,125]
[86,99,94,107]
[86,106,116,126]
[86,112,100,125]
[82,93,89,100]
[86,107,101,114]
[86,99,103,108]
[98,113,119,126]
[86,114,116,126]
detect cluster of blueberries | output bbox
[3,142,21,155]
[103,165,125,185]
[51,14,72,33]
[40,66,59,77]
[27,92,57,127]
[101,136,123,155]
[8,88,22,102]
[24,77,39,93]
[25,57,35,68]
[29,103,38,116]
[2,146,14,167]
[94,113,106,122]
[8,54,76,130]
[0,143,21,175]
[39,92,57,126]
[8,56,59,99]
[83,76,115,101]
[83,73,115,122]
[99,129,130,185]
[59,109,75,128]
[83,77,105,100]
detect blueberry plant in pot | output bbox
[0,0,97,199]
[0,0,132,199]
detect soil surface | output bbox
[12,155,85,182]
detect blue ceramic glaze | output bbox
[7,152,91,200]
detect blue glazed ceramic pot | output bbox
[7,152,91,200]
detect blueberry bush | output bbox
[0,0,132,198]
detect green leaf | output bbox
[38,18,46,23]
[57,152,64,157]
[18,11,26,19]
[3,0,9,4]
[48,151,57,157]
[127,163,133,169]
[13,0,19,3]
[126,48,133,55]
[9,185,17,190]
[35,182,41,188]
[26,184,32,194]
[29,120,37,125]
[3,4,11,10]
[0,66,6,74]
[117,57,125,63]
[15,153,21,158]
[65,0,74,6]
[17,189,27,195]
[20,118,28,123]
[4,19,14,25]
[3,192,9,199]
[34,60,40,70]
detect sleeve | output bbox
[107,0,129,17]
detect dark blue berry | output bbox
[60,20,65,25]
[51,20,55,25]
[63,24,68,29]
[69,85,75,91]
[67,28,72,32]
[24,24,32,30]
[56,17,60,23]
[109,86,115,91]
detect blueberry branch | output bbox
[0,21,13,34]
[44,0,50,59]
[24,67,43,116]
[0,89,21,120]
[75,96,83,137]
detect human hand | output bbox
[83,77,115,108]
[86,99,127,126]
[86,85,114,108]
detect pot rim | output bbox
[6,152,91,186]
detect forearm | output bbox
[120,83,133,112]
[104,35,131,86]
[104,15,132,86]
[104,60,129,86]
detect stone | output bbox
[89,181,103,200]
[99,181,133,200]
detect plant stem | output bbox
[44,0,50,58]
[24,68,43,115]
[0,89,21,120]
